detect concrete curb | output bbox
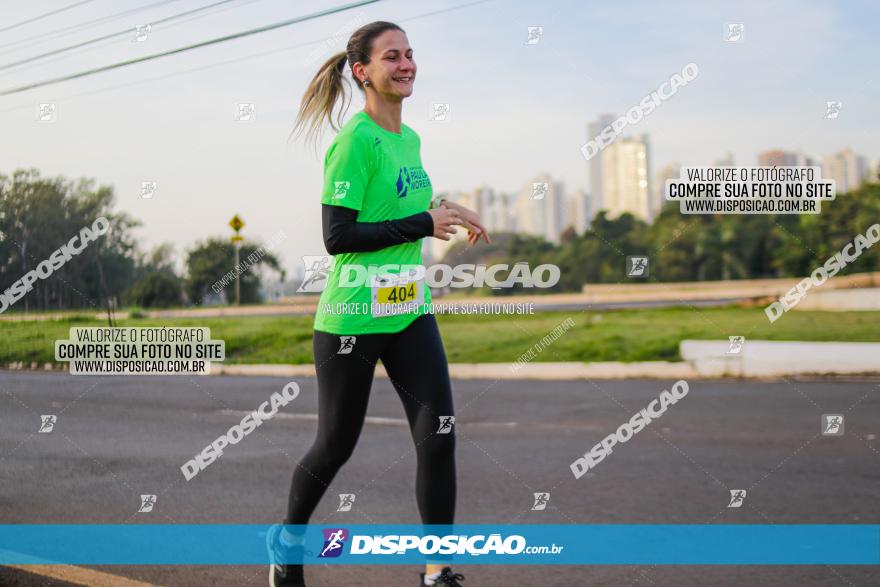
[681,340,880,377]
[210,361,699,380]
[0,361,699,380]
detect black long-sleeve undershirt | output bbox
[322,204,434,255]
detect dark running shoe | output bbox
[419,566,466,586]
[267,523,310,586]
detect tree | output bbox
[772,181,880,276]
[124,271,184,308]
[185,238,284,305]
[0,169,138,313]
[123,243,184,308]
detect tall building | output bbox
[470,186,514,233]
[492,192,513,232]
[562,191,591,235]
[587,114,617,213]
[757,149,798,167]
[565,198,577,233]
[714,152,735,167]
[572,189,592,233]
[473,186,491,222]
[602,134,653,222]
[822,148,868,193]
[794,152,817,167]
[513,173,566,243]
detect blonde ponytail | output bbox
[290,51,351,154]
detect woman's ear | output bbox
[351,62,364,83]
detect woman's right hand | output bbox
[427,207,463,240]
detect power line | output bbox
[0,0,186,54]
[0,0,98,35]
[0,0,242,72]
[1,0,269,76]
[0,0,387,96]
[0,0,496,103]
[0,40,320,114]
[0,0,382,97]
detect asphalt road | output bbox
[1,371,878,586]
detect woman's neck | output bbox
[363,99,403,134]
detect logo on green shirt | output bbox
[396,166,412,198]
[333,181,350,199]
[396,166,430,198]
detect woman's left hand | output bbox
[442,201,491,245]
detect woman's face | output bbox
[360,29,416,100]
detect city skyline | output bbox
[424,140,876,263]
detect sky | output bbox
[1,0,878,278]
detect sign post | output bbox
[229,214,245,306]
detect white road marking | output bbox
[3,562,161,586]
[216,410,602,431]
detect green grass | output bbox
[2,305,879,365]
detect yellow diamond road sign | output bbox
[229,214,244,233]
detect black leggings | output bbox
[285,312,456,526]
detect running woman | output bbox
[267,21,489,587]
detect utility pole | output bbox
[94,243,115,327]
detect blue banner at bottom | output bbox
[0,525,878,565]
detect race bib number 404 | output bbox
[370,269,424,318]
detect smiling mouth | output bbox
[392,76,413,84]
